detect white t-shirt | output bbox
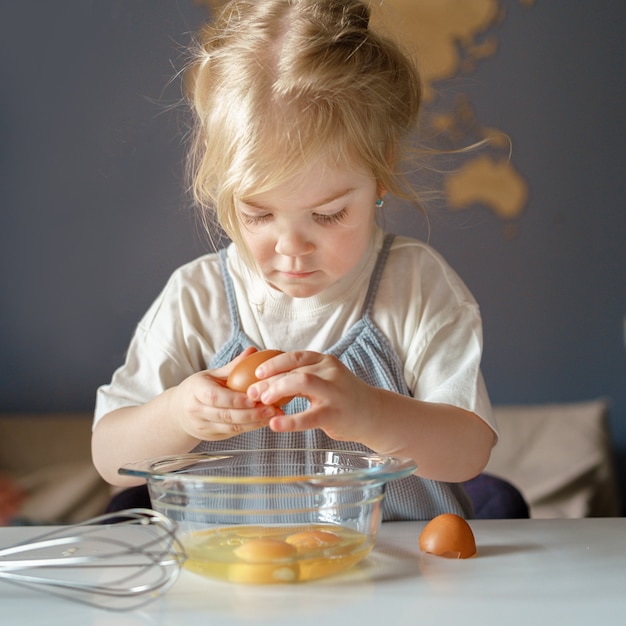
[94,228,495,435]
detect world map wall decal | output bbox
[195,0,534,236]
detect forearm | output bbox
[91,387,200,487]
[362,388,496,483]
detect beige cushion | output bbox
[1,402,621,522]
[0,413,110,524]
[486,399,621,518]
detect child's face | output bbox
[235,160,379,298]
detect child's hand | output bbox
[170,348,283,441]
[246,351,381,443]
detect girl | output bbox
[92,0,496,520]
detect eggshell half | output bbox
[418,513,477,559]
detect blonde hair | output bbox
[185,0,422,251]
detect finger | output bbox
[268,413,297,433]
[268,409,321,433]
[195,375,257,409]
[248,352,324,402]
[197,417,268,440]
[246,372,299,406]
[209,347,259,380]
[252,362,332,406]
[212,405,283,435]
[253,350,320,378]
[212,404,280,426]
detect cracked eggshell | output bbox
[419,513,477,559]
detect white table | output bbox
[1,518,625,625]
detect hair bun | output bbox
[346,2,370,30]
[343,1,370,30]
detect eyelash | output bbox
[314,208,347,225]
[240,213,272,226]
[239,208,347,226]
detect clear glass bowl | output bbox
[120,448,416,584]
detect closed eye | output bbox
[314,208,347,225]
[239,212,272,226]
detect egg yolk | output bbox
[233,538,297,563]
[182,524,372,584]
[228,562,299,584]
[285,529,341,552]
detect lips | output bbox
[276,269,315,278]
[279,269,316,278]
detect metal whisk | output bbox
[0,508,186,611]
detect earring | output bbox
[375,198,384,208]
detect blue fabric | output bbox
[463,473,530,519]
[192,234,474,520]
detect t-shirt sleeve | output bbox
[408,300,494,433]
[385,240,497,437]
[93,255,230,428]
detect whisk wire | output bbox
[0,508,187,611]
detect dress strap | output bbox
[218,248,242,334]
[361,233,395,318]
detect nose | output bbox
[274,225,314,257]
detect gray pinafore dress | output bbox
[195,234,473,520]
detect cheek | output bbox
[329,226,371,267]
[241,231,274,265]
[322,239,363,278]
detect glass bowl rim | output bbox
[118,448,417,486]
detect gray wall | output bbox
[1,1,625,508]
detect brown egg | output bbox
[418,513,477,559]
[226,349,294,406]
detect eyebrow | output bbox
[241,188,355,212]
